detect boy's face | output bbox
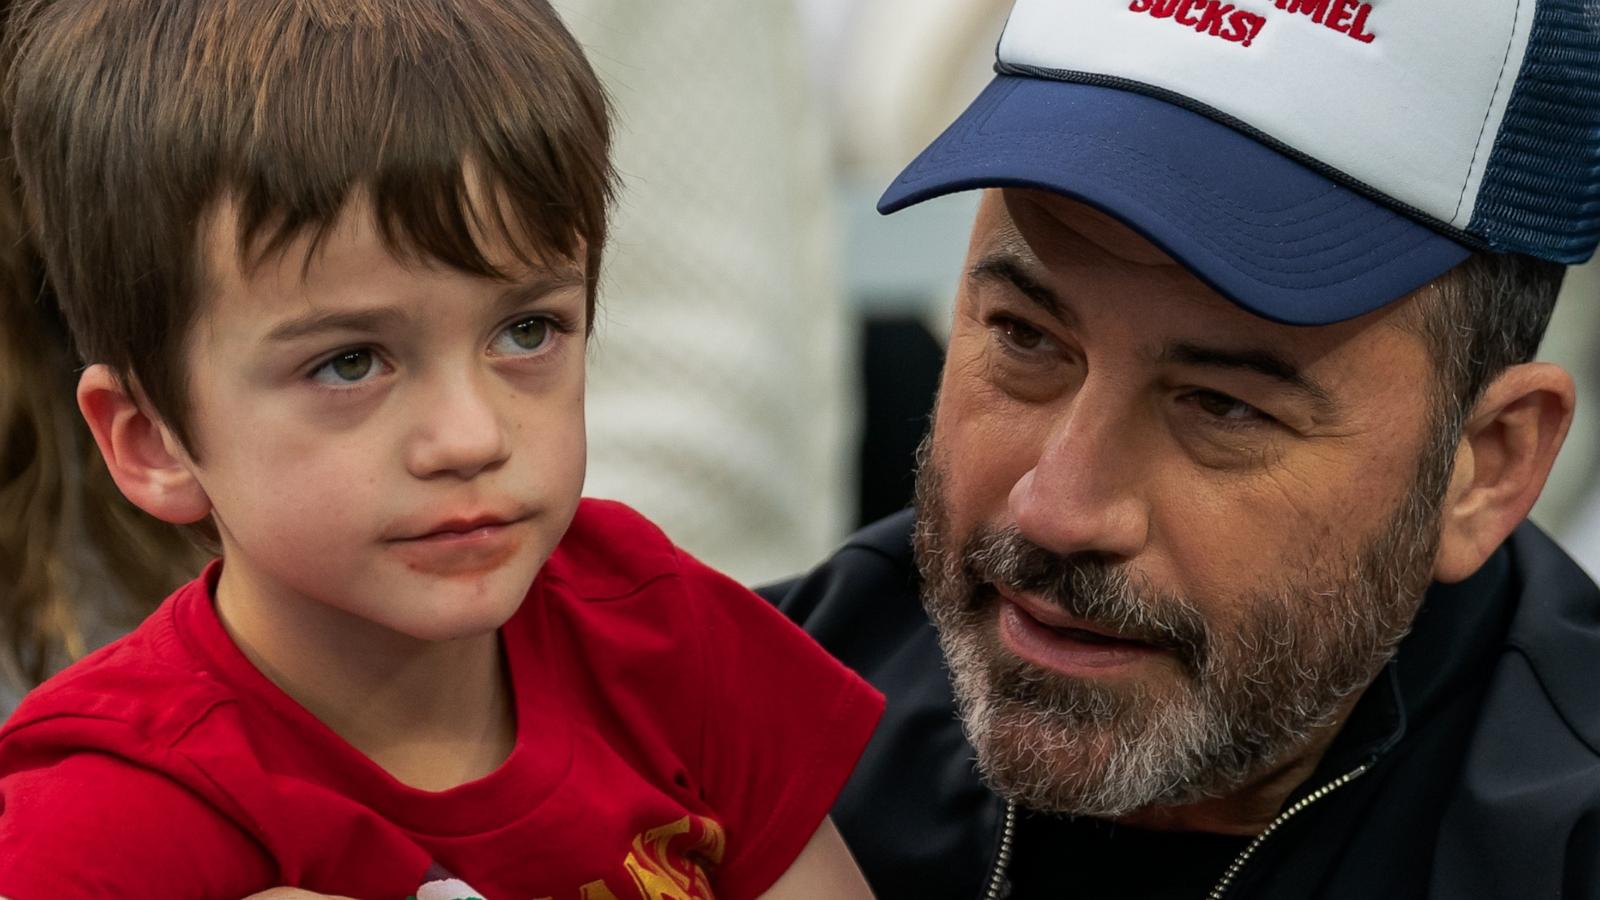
[178,199,588,642]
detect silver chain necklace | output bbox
[978,762,1370,900]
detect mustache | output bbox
[960,525,1211,672]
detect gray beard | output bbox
[912,435,1446,818]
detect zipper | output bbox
[977,761,1372,900]
[1205,762,1373,900]
[981,798,1018,900]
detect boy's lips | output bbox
[385,509,534,576]
[387,509,531,542]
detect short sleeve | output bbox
[680,551,885,899]
[0,752,275,899]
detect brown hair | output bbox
[1424,253,1565,429]
[1384,251,1564,519]
[1392,251,1565,457]
[1,0,613,686]
[0,92,204,687]
[5,0,615,453]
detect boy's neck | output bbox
[213,564,517,792]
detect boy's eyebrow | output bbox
[263,272,586,344]
[493,270,587,311]
[264,307,408,344]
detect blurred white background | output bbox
[562,0,1600,582]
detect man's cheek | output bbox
[933,417,1037,529]
[1229,461,1379,557]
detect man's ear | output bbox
[76,364,212,525]
[1433,361,1574,583]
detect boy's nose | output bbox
[404,373,511,480]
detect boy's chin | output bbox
[361,561,543,644]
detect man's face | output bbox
[177,198,588,644]
[916,190,1451,817]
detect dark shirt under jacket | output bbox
[761,510,1600,899]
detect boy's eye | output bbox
[491,317,552,355]
[310,349,382,386]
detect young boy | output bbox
[0,2,882,898]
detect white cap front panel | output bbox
[998,0,1536,229]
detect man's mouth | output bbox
[992,583,1171,675]
[993,584,1154,644]
[1043,625,1139,646]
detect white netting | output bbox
[555,0,856,584]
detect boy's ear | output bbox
[1432,361,1575,583]
[76,364,213,525]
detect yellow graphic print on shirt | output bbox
[622,814,726,899]
[526,813,727,900]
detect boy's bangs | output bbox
[217,0,613,282]
[6,0,612,456]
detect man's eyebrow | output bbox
[263,272,585,344]
[969,253,1067,321]
[1160,341,1337,412]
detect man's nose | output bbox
[1008,389,1150,561]
[403,369,512,480]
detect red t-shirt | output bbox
[0,499,883,900]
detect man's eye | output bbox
[995,317,1047,352]
[490,316,553,355]
[1189,390,1269,425]
[310,349,383,386]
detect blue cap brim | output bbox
[879,76,1470,326]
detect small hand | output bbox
[15,885,357,900]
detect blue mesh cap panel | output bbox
[1468,0,1600,264]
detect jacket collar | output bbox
[1292,533,1518,798]
[1503,524,1600,755]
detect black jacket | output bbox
[762,511,1600,899]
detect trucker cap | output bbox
[878,0,1600,325]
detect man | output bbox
[764,0,1600,897]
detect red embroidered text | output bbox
[1126,0,1268,47]
[1269,0,1377,43]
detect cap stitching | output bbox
[1453,0,1525,223]
[907,128,1421,277]
[926,82,1353,225]
[988,66,1488,249]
